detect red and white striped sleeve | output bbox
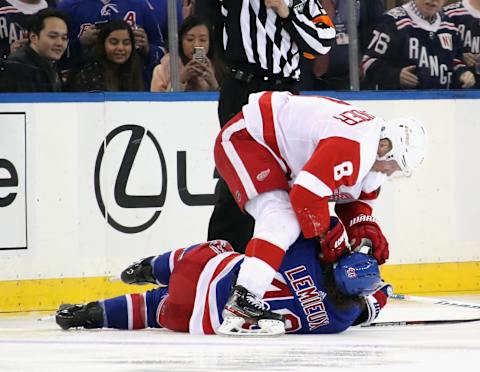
[290,137,361,238]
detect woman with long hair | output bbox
[151,15,219,92]
[66,20,144,92]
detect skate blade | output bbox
[216,317,285,337]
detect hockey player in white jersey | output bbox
[214,91,427,335]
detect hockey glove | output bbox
[348,215,389,264]
[360,282,393,326]
[320,216,350,264]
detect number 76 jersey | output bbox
[217,91,384,238]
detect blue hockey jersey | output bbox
[57,0,165,70]
[0,0,55,59]
[101,237,383,335]
[444,0,480,87]
[148,0,182,45]
[362,3,468,89]
[264,236,365,334]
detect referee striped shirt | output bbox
[220,0,336,79]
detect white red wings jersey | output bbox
[241,91,384,204]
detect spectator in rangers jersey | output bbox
[444,0,480,88]
[361,0,475,89]
[0,0,57,61]
[55,237,392,336]
[182,0,194,18]
[0,0,58,60]
[57,0,165,86]
[64,20,144,91]
[148,0,183,48]
[211,91,427,335]
[0,7,68,91]
[300,0,386,91]
[207,0,336,259]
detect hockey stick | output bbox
[362,294,480,327]
[390,293,480,310]
[364,318,480,327]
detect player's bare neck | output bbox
[409,0,438,24]
[470,0,480,11]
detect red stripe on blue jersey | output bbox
[201,253,241,334]
[130,293,145,329]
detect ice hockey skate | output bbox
[55,302,104,330]
[120,256,157,285]
[217,285,285,337]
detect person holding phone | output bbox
[150,15,219,91]
[64,20,144,91]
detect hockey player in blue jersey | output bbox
[55,222,391,336]
[444,0,480,88]
[362,0,476,89]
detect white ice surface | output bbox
[1,295,479,372]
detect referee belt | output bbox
[230,68,297,85]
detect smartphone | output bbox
[94,20,109,30]
[193,46,206,63]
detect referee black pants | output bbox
[208,74,299,253]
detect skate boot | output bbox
[217,285,285,337]
[55,302,104,330]
[120,256,157,285]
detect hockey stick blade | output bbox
[364,318,480,327]
[391,294,480,310]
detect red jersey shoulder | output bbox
[303,137,361,191]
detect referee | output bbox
[208,0,336,253]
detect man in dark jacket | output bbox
[0,8,68,92]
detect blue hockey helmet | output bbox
[333,253,382,296]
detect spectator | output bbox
[0,0,57,60]
[182,0,194,18]
[57,0,165,84]
[0,7,68,92]
[150,15,218,92]
[193,0,222,58]
[361,0,475,89]
[207,0,336,255]
[65,20,144,91]
[148,0,183,47]
[300,0,386,90]
[444,0,480,88]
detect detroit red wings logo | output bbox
[256,169,270,181]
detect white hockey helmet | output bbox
[378,117,428,177]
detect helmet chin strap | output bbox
[376,149,411,177]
